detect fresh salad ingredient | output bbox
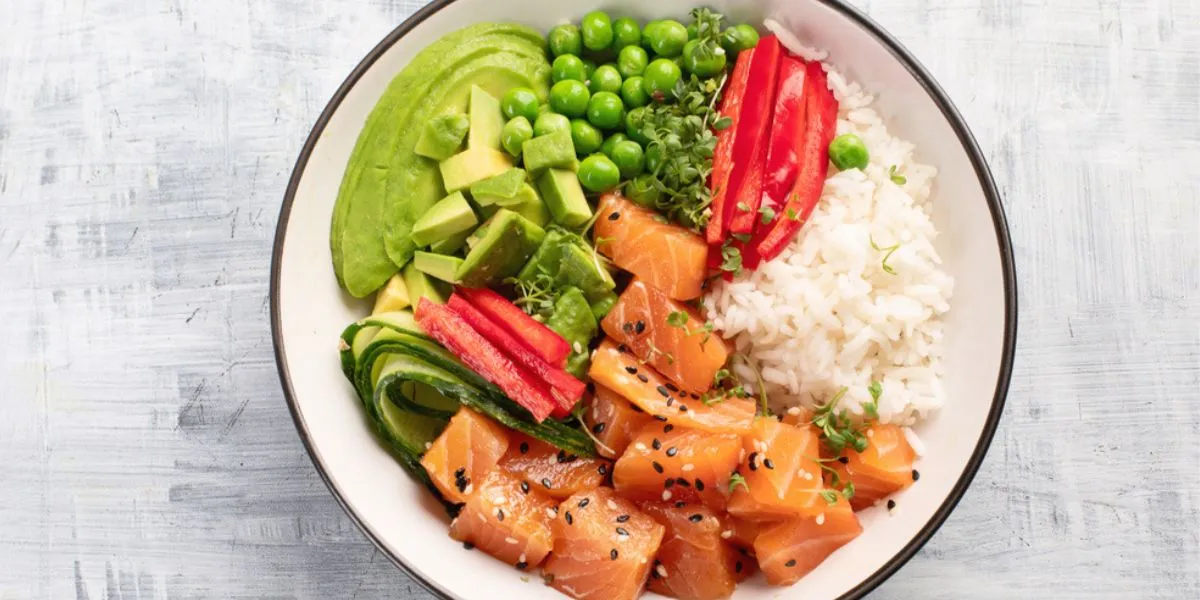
[581,11,615,51]
[726,418,825,521]
[610,140,645,179]
[584,384,654,459]
[589,64,623,95]
[501,116,534,156]
[641,503,745,600]
[543,287,598,378]
[468,85,506,151]
[706,45,754,245]
[469,168,527,206]
[501,86,541,122]
[413,251,463,284]
[499,433,611,500]
[449,469,557,571]
[753,496,863,585]
[829,132,870,170]
[617,45,649,78]
[410,191,477,248]
[612,17,642,51]
[594,193,707,301]
[415,113,471,160]
[524,129,578,173]
[440,146,515,194]
[536,112,573,138]
[457,286,572,367]
[539,168,593,226]
[403,262,448,305]
[421,407,511,503]
[372,273,411,315]
[646,20,688,58]
[827,423,917,510]
[721,23,761,55]
[757,54,808,224]
[578,154,621,192]
[516,229,617,312]
[586,91,626,130]
[551,79,591,118]
[458,209,546,288]
[548,24,583,57]
[553,54,589,83]
[612,423,742,509]
[725,35,782,236]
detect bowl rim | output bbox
[269,0,1019,597]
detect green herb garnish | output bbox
[889,165,907,185]
[728,471,749,493]
[863,381,882,419]
[720,244,742,275]
[811,387,869,454]
[759,205,776,225]
[667,311,689,328]
[786,207,800,221]
[869,235,901,275]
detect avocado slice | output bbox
[410,191,478,248]
[518,229,615,305]
[371,273,411,315]
[402,262,449,305]
[414,114,470,161]
[429,229,472,255]
[468,85,505,151]
[413,251,464,284]
[505,184,550,227]
[522,130,577,173]
[545,286,598,379]
[470,168,526,206]
[537,168,593,228]
[457,209,546,288]
[440,147,515,194]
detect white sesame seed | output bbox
[662,490,672,501]
[618,376,630,385]
[656,564,668,578]
[786,406,800,416]
[463,484,473,495]
[424,442,432,450]
[607,499,619,510]
[815,514,826,525]
[635,443,648,452]
[867,429,875,437]
[681,464,695,472]
[519,553,527,563]
[803,471,814,481]
[545,508,558,518]
[477,513,486,522]
[573,342,584,354]
[721,530,733,539]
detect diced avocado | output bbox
[402,262,449,305]
[457,209,546,288]
[494,181,540,208]
[429,229,472,255]
[518,229,616,305]
[440,147,514,193]
[589,291,618,320]
[506,184,550,227]
[414,114,470,161]
[522,130,577,173]
[467,85,505,151]
[470,168,527,206]
[410,191,478,248]
[545,287,598,380]
[413,251,464,284]
[537,168,592,228]
[371,273,411,315]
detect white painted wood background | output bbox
[1,0,1197,597]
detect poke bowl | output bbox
[271,0,1017,598]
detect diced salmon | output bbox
[727,418,824,521]
[542,488,665,600]
[780,407,815,427]
[612,423,742,510]
[753,496,862,586]
[641,503,743,600]
[722,514,770,552]
[449,470,556,570]
[600,279,730,394]
[585,384,655,459]
[420,408,510,504]
[500,433,612,500]
[829,423,917,510]
[594,193,708,301]
[588,340,755,435]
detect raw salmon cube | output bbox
[449,470,556,570]
[727,418,825,520]
[594,193,708,301]
[641,503,743,600]
[585,384,655,459]
[612,423,742,510]
[829,423,917,510]
[753,496,862,585]
[420,408,510,504]
[499,433,612,500]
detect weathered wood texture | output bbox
[1,0,1197,598]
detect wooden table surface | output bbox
[2,0,1197,598]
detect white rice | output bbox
[703,34,954,426]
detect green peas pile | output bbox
[502,12,760,194]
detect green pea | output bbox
[686,23,698,40]
[548,24,583,57]
[648,20,688,58]
[549,79,591,118]
[828,133,870,170]
[610,140,645,179]
[570,119,604,156]
[582,58,597,81]
[586,91,625,130]
[721,24,760,55]
[641,21,661,51]
[601,132,629,159]
[625,106,651,145]
[552,54,588,83]
[589,64,623,95]
[642,58,682,101]
[534,112,571,137]
[500,116,533,157]
[501,87,540,122]
[645,144,664,173]
[620,76,650,108]
[626,173,662,207]
[682,40,727,77]
[581,11,614,51]
[577,154,621,192]
[617,45,650,78]
[612,17,642,51]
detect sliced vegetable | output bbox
[543,287,598,379]
[457,287,572,367]
[759,55,809,229]
[705,45,755,246]
[725,35,782,236]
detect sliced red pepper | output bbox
[457,287,571,368]
[448,293,584,413]
[706,45,756,247]
[415,299,558,422]
[724,35,783,236]
[754,62,839,264]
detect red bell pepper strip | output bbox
[706,45,756,247]
[724,35,783,236]
[448,294,584,413]
[754,62,839,264]
[415,299,558,422]
[457,287,571,368]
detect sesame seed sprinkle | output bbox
[721,530,733,539]
[652,461,664,474]
[816,513,826,525]
[579,498,590,508]
[786,559,797,568]
[611,549,619,560]
[593,422,607,434]
[662,490,672,501]
[656,385,670,398]
[764,458,775,470]
[688,514,703,523]
[652,438,662,450]
[607,500,619,510]
[637,374,649,383]
[681,463,694,472]
[506,537,518,544]
[616,514,630,522]
[666,447,678,457]
[656,564,668,578]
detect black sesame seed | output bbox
[598,464,609,476]
[912,469,921,481]
[666,397,674,407]
[664,424,675,433]
[579,498,591,509]
[735,561,744,573]
[665,383,679,392]
[678,390,687,398]
[666,447,678,457]
[617,344,629,353]
[454,467,466,479]
[748,452,759,471]
[764,458,775,470]
[674,501,687,508]
[690,393,700,400]
[593,422,607,434]
[521,481,530,494]
[635,321,645,334]
[520,442,530,454]
[455,477,470,493]
[887,499,897,510]
[630,403,645,413]
[654,415,669,422]
[837,456,849,464]
[496,509,505,522]
[542,478,553,489]
[611,549,619,560]
[623,322,634,333]
[624,365,638,374]
[652,461,664,474]
[516,561,528,570]
[652,438,662,450]
[689,514,703,523]
[656,385,670,398]
[664,478,675,489]
[608,212,620,221]
[616,514,630,523]
[557,450,568,463]
[464,541,475,550]
[565,511,574,525]
[586,382,596,394]
[694,479,705,491]
[637,373,649,383]
[678,404,688,413]
[676,478,690,488]
[786,559,797,568]
[616,527,629,536]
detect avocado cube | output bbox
[410,191,478,248]
[467,85,505,151]
[414,114,470,161]
[439,147,514,193]
[402,262,448,305]
[429,229,472,255]
[413,251,464,284]
[371,273,411,315]
[518,230,615,304]
[505,184,550,227]
[537,168,592,228]
[469,168,527,206]
[522,130,576,173]
[457,209,546,288]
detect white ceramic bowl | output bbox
[271,0,1017,598]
